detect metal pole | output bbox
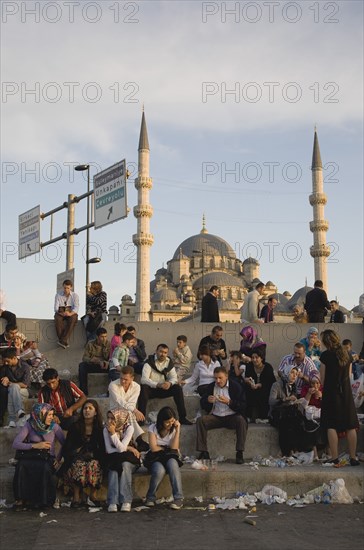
[66,194,75,270]
[202,249,204,301]
[85,167,90,307]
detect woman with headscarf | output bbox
[239,326,267,364]
[12,403,65,510]
[268,366,303,456]
[300,327,321,369]
[244,347,276,422]
[104,408,141,513]
[62,399,105,507]
[320,329,360,466]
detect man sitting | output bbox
[139,344,192,425]
[0,348,30,428]
[126,326,147,375]
[78,327,111,395]
[329,300,345,323]
[196,366,247,464]
[54,279,79,348]
[278,343,318,397]
[38,368,87,429]
[108,365,149,451]
[198,326,227,366]
[109,332,136,383]
[172,335,193,378]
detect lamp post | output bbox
[193,248,205,305]
[74,164,92,305]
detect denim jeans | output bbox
[146,458,183,502]
[8,385,29,422]
[107,461,136,505]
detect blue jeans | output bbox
[146,458,183,502]
[107,461,136,505]
[7,385,28,422]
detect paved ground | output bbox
[1,502,363,550]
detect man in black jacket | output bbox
[304,280,330,323]
[201,286,220,323]
[329,301,345,323]
[196,366,248,464]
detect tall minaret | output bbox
[132,111,154,321]
[309,128,330,291]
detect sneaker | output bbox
[350,458,360,466]
[170,500,183,510]
[57,341,67,349]
[17,409,25,419]
[4,421,17,429]
[17,417,27,428]
[121,503,131,512]
[236,451,244,465]
[108,504,118,513]
[145,500,155,507]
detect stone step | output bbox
[0,462,363,503]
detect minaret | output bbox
[309,128,330,291]
[132,111,154,321]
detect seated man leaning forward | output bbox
[54,279,79,349]
[78,327,111,395]
[38,368,87,429]
[0,348,30,428]
[139,344,192,425]
[196,366,248,464]
[108,365,149,451]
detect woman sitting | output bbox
[12,403,65,510]
[300,373,323,460]
[239,326,266,365]
[62,399,105,507]
[244,348,276,422]
[144,406,184,510]
[269,366,301,456]
[104,408,141,513]
[292,305,308,323]
[300,327,321,369]
[183,346,219,396]
[228,351,246,385]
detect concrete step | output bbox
[0,461,363,503]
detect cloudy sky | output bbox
[1,0,363,318]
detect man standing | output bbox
[201,286,220,323]
[278,343,318,396]
[0,348,29,428]
[139,344,192,425]
[304,280,330,323]
[78,327,111,395]
[329,301,345,323]
[38,368,86,429]
[54,279,79,348]
[196,366,247,464]
[108,365,149,451]
[241,282,265,323]
[198,326,227,365]
[260,297,278,323]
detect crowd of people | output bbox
[0,282,363,512]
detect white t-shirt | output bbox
[148,423,176,447]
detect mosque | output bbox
[111,113,330,323]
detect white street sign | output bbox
[19,205,40,259]
[94,159,127,229]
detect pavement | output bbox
[0,501,363,550]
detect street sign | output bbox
[57,269,75,292]
[18,205,40,259]
[93,159,127,229]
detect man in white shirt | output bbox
[196,366,247,464]
[139,344,192,425]
[54,279,79,348]
[108,365,149,451]
[241,282,265,323]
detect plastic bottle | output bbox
[322,490,331,505]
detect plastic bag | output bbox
[328,478,353,504]
[257,485,287,503]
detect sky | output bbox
[1,0,363,318]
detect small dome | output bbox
[243,257,259,265]
[287,286,313,310]
[109,305,119,314]
[151,288,179,303]
[193,271,245,289]
[283,291,292,297]
[121,294,133,303]
[265,281,275,287]
[252,278,262,284]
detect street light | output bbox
[193,249,205,305]
[74,164,91,305]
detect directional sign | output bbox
[19,205,40,259]
[93,160,127,229]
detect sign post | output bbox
[18,205,40,259]
[93,160,127,229]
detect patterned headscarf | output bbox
[29,403,55,435]
[306,327,319,338]
[108,408,130,436]
[240,326,266,349]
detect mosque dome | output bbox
[219,299,239,310]
[243,257,259,265]
[121,294,133,304]
[286,286,313,309]
[173,233,236,260]
[151,288,179,303]
[193,271,245,289]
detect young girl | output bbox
[103,408,140,513]
[145,407,183,509]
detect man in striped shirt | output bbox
[38,368,86,429]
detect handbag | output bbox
[107,450,141,474]
[15,448,51,461]
[143,447,183,471]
